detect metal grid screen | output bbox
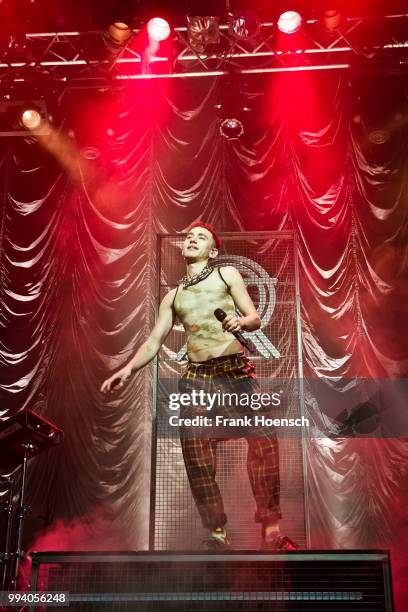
[29,551,393,612]
[151,232,306,550]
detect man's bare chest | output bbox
[174,273,234,321]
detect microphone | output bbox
[214,308,254,353]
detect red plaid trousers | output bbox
[178,352,281,529]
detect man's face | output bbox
[181,226,217,262]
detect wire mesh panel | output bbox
[151,232,306,550]
[29,551,394,612]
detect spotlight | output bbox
[80,145,101,160]
[104,22,133,60]
[322,9,342,32]
[107,22,132,46]
[368,129,390,145]
[228,11,260,40]
[0,100,49,137]
[21,108,42,130]
[187,16,220,53]
[147,17,171,42]
[277,11,302,34]
[219,117,244,140]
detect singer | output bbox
[101,221,297,551]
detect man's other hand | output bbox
[222,315,242,334]
[100,366,133,394]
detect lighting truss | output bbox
[0,13,407,91]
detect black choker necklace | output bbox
[179,264,213,288]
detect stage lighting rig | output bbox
[80,145,101,160]
[142,16,172,74]
[216,73,252,140]
[186,16,220,54]
[104,22,133,55]
[228,11,260,40]
[321,9,342,32]
[277,11,302,34]
[219,117,244,140]
[147,17,171,42]
[106,22,132,46]
[0,100,49,137]
[21,108,42,130]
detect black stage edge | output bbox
[29,550,394,611]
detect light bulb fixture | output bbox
[21,108,42,130]
[187,16,220,53]
[228,11,260,40]
[277,11,302,34]
[147,17,171,42]
[322,9,342,32]
[219,117,244,140]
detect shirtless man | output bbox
[101,221,297,550]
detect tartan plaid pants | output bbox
[178,353,281,530]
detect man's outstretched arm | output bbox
[220,266,261,333]
[100,289,176,394]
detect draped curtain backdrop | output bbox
[0,71,407,607]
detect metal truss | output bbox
[0,13,407,91]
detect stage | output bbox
[0,1,407,610]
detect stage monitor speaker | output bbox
[29,550,394,611]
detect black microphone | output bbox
[214,308,254,353]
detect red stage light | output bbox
[147,17,171,42]
[277,11,302,34]
[21,109,42,130]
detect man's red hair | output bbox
[187,220,222,249]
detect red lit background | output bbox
[0,0,407,610]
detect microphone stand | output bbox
[0,477,15,591]
[10,443,34,589]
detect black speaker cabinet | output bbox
[28,550,394,611]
